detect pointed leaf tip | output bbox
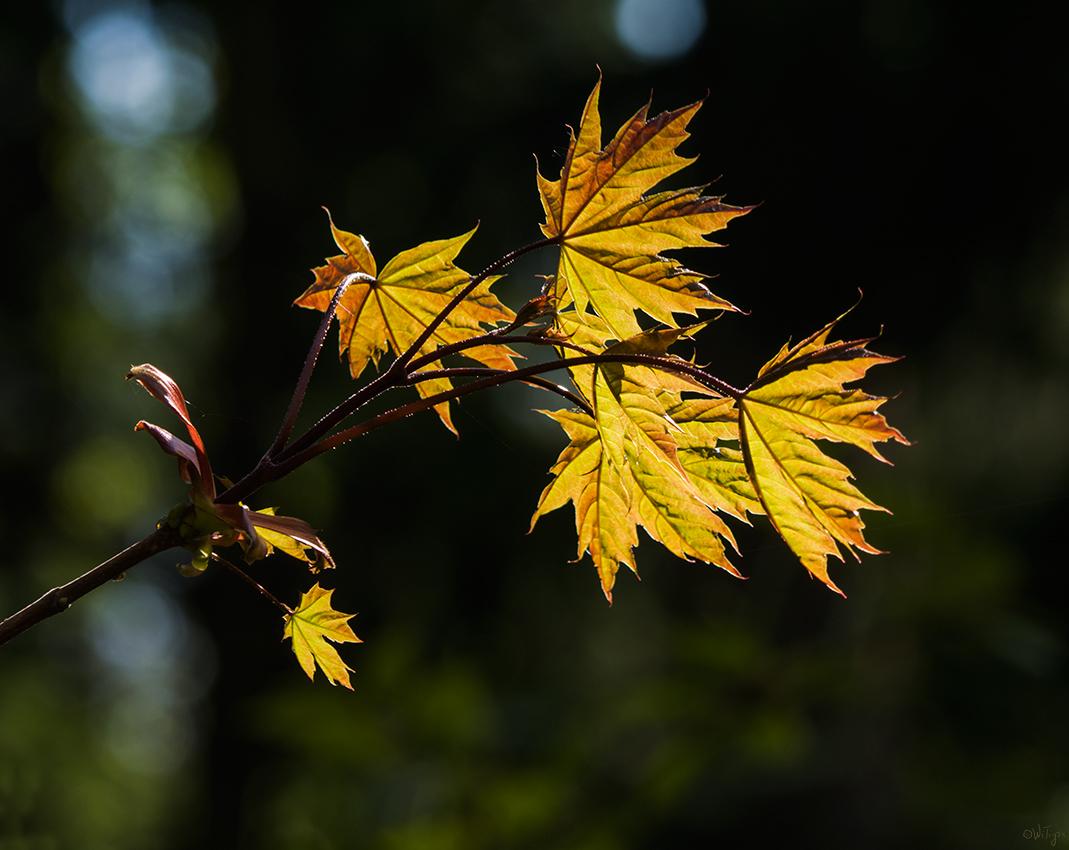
[538,78,751,344]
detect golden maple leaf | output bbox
[737,316,910,593]
[537,77,752,346]
[533,311,907,599]
[294,211,517,432]
[531,328,742,601]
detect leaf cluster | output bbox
[522,80,907,600]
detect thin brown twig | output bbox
[0,523,183,647]
[268,272,368,458]
[212,553,292,614]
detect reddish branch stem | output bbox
[213,553,292,614]
[219,334,743,505]
[267,351,743,475]
[267,272,367,458]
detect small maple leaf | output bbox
[737,315,910,594]
[294,210,518,432]
[282,583,361,689]
[537,76,752,345]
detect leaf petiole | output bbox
[268,272,371,458]
[212,552,292,614]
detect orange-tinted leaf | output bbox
[282,583,360,689]
[738,318,909,593]
[294,212,518,432]
[538,78,751,343]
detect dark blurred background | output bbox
[2,0,1067,847]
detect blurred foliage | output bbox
[2,0,1068,848]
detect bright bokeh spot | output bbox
[58,3,235,325]
[615,0,707,62]
[67,9,215,143]
[85,578,216,774]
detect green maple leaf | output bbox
[283,583,361,689]
[537,77,752,346]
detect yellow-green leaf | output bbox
[247,507,335,573]
[533,328,744,601]
[282,583,361,689]
[738,319,909,593]
[530,409,637,600]
[666,397,763,524]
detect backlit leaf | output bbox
[530,409,637,599]
[665,397,763,524]
[282,583,361,689]
[128,364,214,501]
[247,507,335,572]
[532,328,743,601]
[737,317,910,593]
[294,211,517,432]
[537,77,752,344]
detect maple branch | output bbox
[263,368,398,473]
[218,346,740,505]
[403,366,593,414]
[403,332,589,374]
[412,353,743,402]
[1,80,908,669]
[0,523,183,648]
[507,376,593,413]
[268,273,368,458]
[280,352,742,470]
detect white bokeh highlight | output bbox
[615,0,707,62]
[68,10,215,144]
